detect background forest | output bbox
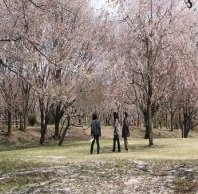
[0,0,197,146]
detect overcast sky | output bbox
[90,0,119,17]
[91,0,106,9]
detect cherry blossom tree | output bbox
[0,0,111,144]
[0,64,20,136]
[109,0,198,145]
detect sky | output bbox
[91,0,107,10]
[90,0,119,17]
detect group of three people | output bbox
[90,112,130,154]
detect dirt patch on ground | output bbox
[1,160,197,194]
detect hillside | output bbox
[0,124,198,150]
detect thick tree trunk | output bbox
[52,103,65,139]
[54,118,60,139]
[143,105,154,146]
[7,110,12,136]
[40,124,47,144]
[144,125,149,139]
[40,114,50,144]
[183,113,190,138]
[59,116,70,146]
[179,112,190,138]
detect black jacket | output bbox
[91,120,101,136]
[122,118,129,138]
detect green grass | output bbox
[0,138,197,171]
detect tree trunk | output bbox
[40,124,46,144]
[54,118,60,139]
[59,116,70,146]
[52,103,65,139]
[40,109,45,144]
[165,111,168,129]
[15,115,18,128]
[144,125,149,139]
[148,99,153,146]
[138,113,140,127]
[179,111,184,138]
[19,114,24,131]
[183,113,190,138]
[7,110,12,136]
[143,112,149,139]
[21,82,31,131]
[39,102,46,144]
[40,114,50,144]
[170,111,174,132]
[23,113,27,132]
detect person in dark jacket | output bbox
[122,112,129,151]
[90,113,101,154]
[112,112,121,152]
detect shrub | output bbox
[28,115,37,126]
[48,114,55,124]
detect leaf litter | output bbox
[1,159,198,194]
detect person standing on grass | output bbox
[122,112,130,152]
[90,113,101,154]
[111,112,121,152]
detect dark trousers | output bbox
[90,135,100,154]
[124,137,128,151]
[112,135,121,152]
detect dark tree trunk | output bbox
[40,124,46,144]
[179,111,184,138]
[15,115,18,128]
[40,105,45,144]
[179,102,193,138]
[170,112,174,132]
[59,116,70,146]
[105,114,111,125]
[40,114,50,144]
[143,112,149,139]
[165,111,168,129]
[179,113,190,138]
[148,99,153,146]
[23,113,27,132]
[54,118,61,139]
[144,125,149,139]
[21,82,31,131]
[183,113,191,138]
[53,104,65,140]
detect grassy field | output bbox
[0,137,197,169]
[0,125,198,193]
